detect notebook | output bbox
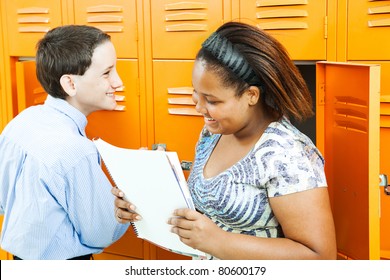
[93,138,205,257]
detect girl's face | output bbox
[67,41,123,116]
[192,60,258,136]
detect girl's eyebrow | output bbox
[194,91,215,98]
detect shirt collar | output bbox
[44,95,88,137]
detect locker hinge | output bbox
[324,16,328,39]
[135,22,139,42]
[136,78,140,97]
[318,83,325,106]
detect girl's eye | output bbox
[206,99,217,105]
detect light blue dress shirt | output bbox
[0,95,129,259]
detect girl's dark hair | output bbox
[196,21,313,122]
[35,25,111,99]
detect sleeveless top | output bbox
[187,118,327,259]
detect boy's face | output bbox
[67,41,123,116]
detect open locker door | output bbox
[15,60,47,113]
[316,62,381,259]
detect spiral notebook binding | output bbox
[130,223,139,237]
[100,156,141,238]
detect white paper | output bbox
[93,138,205,257]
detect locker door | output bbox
[151,0,224,59]
[153,60,204,175]
[99,227,145,260]
[152,60,203,259]
[380,96,390,259]
[15,60,47,113]
[239,0,327,60]
[15,59,141,149]
[86,59,141,149]
[316,62,381,259]
[347,0,390,60]
[4,0,63,56]
[74,0,138,59]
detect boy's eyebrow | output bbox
[102,64,114,73]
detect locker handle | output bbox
[379,174,390,196]
[181,160,192,171]
[152,143,167,151]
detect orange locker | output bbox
[150,60,205,260]
[2,0,390,261]
[150,0,224,59]
[14,60,142,152]
[316,62,381,260]
[239,0,327,60]
[3,0,65,56]
[100,227,145,260]
[15,60,47,112]
[73,0,138,59]
[152,60,204,174]
[347,0,390,60]
[86,59,142,149]
[380,96,390,260]
[345,62,390,98]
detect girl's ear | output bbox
[247,85,260,106]
[60,74,77,97]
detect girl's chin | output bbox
[205,123,220,133]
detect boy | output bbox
[0,25,129,259]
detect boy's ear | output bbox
[60,74,77,97]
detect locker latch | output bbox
[152,143,167,151]
[180,160,192,171]
[379,174,390,196]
